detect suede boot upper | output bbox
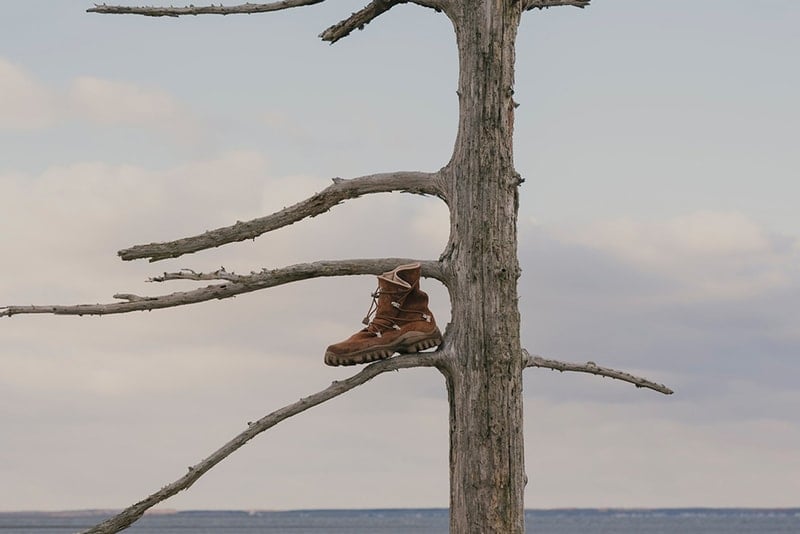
[324,263,442,366]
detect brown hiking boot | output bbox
[324,263,442,366]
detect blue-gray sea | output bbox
[1,508,799,533]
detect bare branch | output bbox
[148,267,241,282]
[412,0,448,10]
[524,0,590,11]
[0,259,444,318]
[118,171,442,262]
[87,0,325,17]
[79,350,445,534]
[524,350,674,395]
[149,258,445,283]
[319,0,448,44]
[320,0,402,44]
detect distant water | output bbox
[1,508,799,533]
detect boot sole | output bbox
[324,329,442,367]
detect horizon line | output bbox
[2,506,799,516]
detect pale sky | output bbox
[1,0,799,512]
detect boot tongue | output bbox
[377,271,411,289]
[378,262,420,289]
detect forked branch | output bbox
[80,351,446,534]
[524,350,674,395]
[0,259,444,318]
[87,0,325,16]
[118,171,442,262]
[524,0,590,11]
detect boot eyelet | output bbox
[392,324,401,330]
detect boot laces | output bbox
[361,285,430,336]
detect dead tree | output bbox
[1,1,673,532]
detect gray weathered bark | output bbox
[437,1,526,531]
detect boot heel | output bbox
[401,336,442,354]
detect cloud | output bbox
[564,211,771,261]
[2,156,797,511]
[553,211,797,301]
[68,76,199,139]
[0,150,273,307]
[0,58,56,129]
[518,214,799,403]
[0,57,198,140]
[261,111,313,144]
[524,396,800,508]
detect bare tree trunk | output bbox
[440,1,525,531]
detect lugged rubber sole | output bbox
[324,328,442,366]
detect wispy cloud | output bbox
[0,58,56,129]
[0,57,199,141]
[261,110,314,144]
[68,76,199,139]
[553,211,797,301]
